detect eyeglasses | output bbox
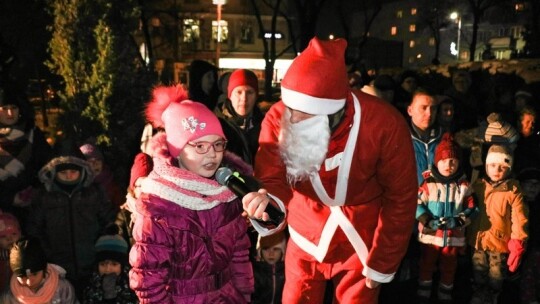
[186,139,227,154]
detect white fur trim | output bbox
[310,93,361,206]
[288,206,370,267]
[485,151,512,167]
[250,193,287,236]
[281,87,346,115]
[363,266,395,283]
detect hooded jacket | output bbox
[467,177,528,252]
[26,151,117,282]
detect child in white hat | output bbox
[467,144,528,304]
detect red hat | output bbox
[434,133,461,165]
[280,38,349,115]
[129,153,153,190]
[227,69,259,98]
[0,211,20,238]
[146,85,225,158]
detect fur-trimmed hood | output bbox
[38,156,94,191]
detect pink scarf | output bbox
[140,157,237,210]
[10,264,59,304]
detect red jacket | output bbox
[255,91,418,282]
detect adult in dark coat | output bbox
[0,83,52,232]
[214,69,263,166]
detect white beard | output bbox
[279,109,331,185]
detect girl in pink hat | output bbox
[129,85,283,303]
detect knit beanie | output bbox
[95,225,129,266]
[129,152,153,190]
[280,37,349,115]
[145,85,225,158]
[484,113,519,144]
[10,237,47,277]
[0,211,20,238]
[485,144,513,168]
[79,143,104,161]
[434,133,461,165]
[227,69,258,98]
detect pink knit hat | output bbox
[280,37,350,115]
[227,69,258,98]
[146,85,225,158]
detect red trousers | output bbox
[282,239,381,303]
[419,243,460,286]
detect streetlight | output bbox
[213,0,227,68]
[450,12,461,60]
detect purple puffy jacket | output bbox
[129,149,254,303]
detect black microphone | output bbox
[216,167,284,226]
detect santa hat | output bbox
[95,225,129,266]
[280,38,349,115]
[434,133,461,165]
[227,69,258,98]
[145,85,225,158]
[0,211,20,238]
[485,144,513,169]
[484,113,519,144]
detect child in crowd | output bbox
[0,211,21,294]
[518,167,540,304]
[1,237,77,303]
[83,225,138,303]
[80,143,125,208]
[467,144,529,304]
[415,133,477,303]
[129,85,283,303]
[26,140,117,299]
[252,231,286,304]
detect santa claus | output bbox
[243,37,418,303]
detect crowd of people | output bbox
[0,36,538,304]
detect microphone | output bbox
[216,167,284,226]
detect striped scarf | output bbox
[140,157,237,211]
[0,122,33,181]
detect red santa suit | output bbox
[254,38,418,303]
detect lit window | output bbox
[391,26,397,36]
[212,20,228,42]
[429,38,435,46]
[416,53,422,59]
[409,24,416,32]
[515,3,524,11]
[397,10,403,18]
[409,40,415,48]
[183,19,200,43]
[411,8,417,15]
